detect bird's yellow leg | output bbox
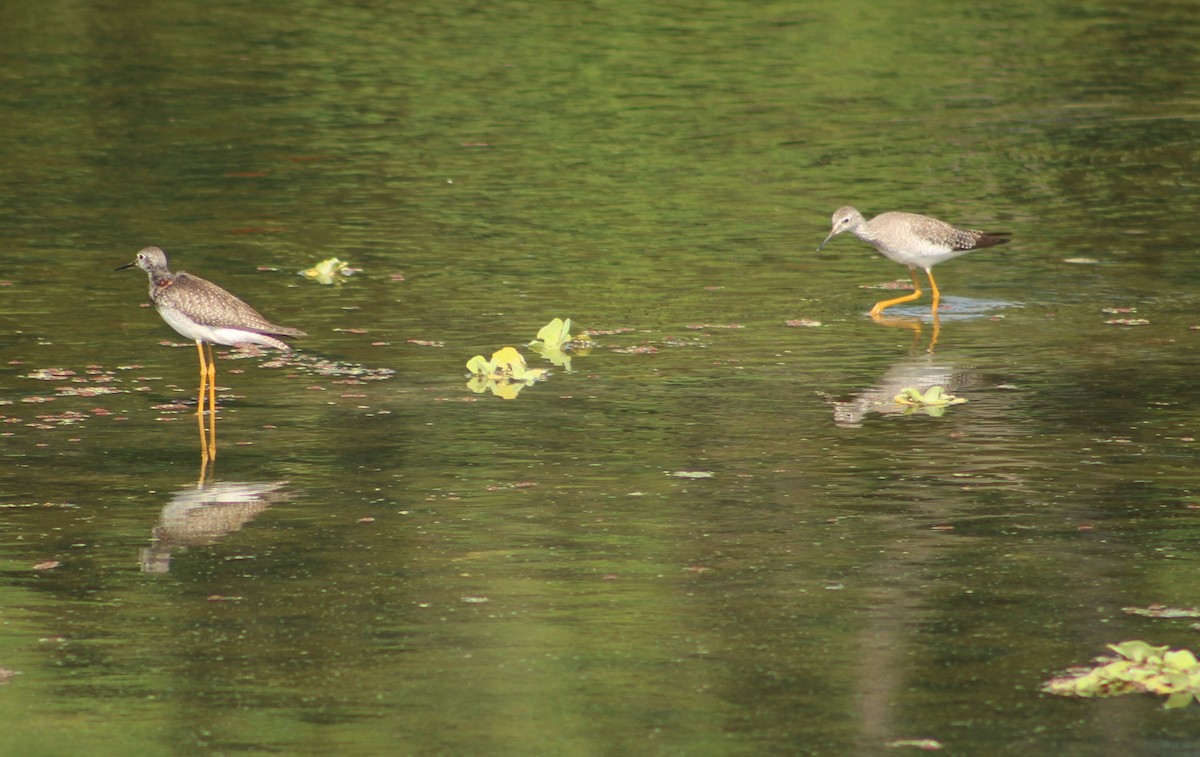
[195,340,208,417]
[194,343,216,463]
[926,268,941,313]
[205,342,217,460]
[206,343,217,417]
[869,268,923,316]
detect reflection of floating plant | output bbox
[301,257,356,284]
[893,386,964,407]
[894,386,965,406]
[527,318,595,371]
[466,347,548,400]
[1044,641,1200,709]
[890,386,966,418]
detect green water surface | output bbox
[3,1,1200,755]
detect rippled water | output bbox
[4,1,1200,754]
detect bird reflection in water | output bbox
[140,480,290,573]
[829,354,982,428]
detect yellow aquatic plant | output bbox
[1044,641,1200,709]
[465,347,549,399]
[527,318,595,371]
[301,257,354,284]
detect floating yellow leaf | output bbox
[464,346,548,399]
[490,347,527,379]
[301,257,355,284]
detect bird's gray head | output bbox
[817,206,865,251]
[116,246,169,273]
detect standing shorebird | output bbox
[119,246,305,458]
[817,206,1011,315]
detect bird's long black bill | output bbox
[115,261,136,271]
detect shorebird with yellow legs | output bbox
[818,206,1011,316]
[119,246,305,460]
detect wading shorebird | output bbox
[817,206,1011,315]
[119,246,305,458]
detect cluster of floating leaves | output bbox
[584,327,634,337]
[466,347,549,400]
[23,366,122,397]
[526,317,595,370]
[609,344,658,355]
[5,350,395,442]
[299,256,359,285]
[1101,306,1149,326]
[288,353,395,380]
[466,318,595,399]
[1043,640,1200,709]
[571,325,733,355]
[4,365,129,436]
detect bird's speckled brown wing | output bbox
[876,212,1011,251]
[153,272,306,337]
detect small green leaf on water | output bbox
[529,317,597,353]
[528,317,599,371]
[466,355,492,375]
[531,318,573,350]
